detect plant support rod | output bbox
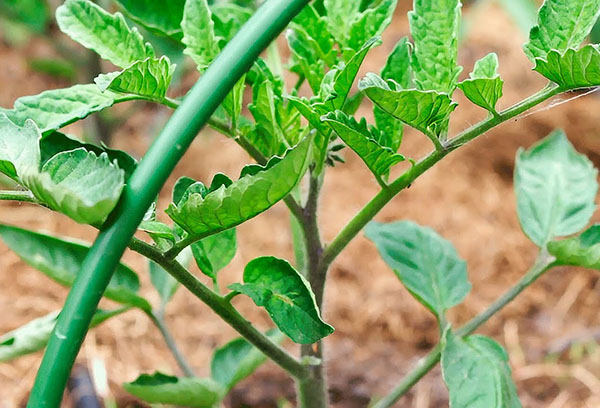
[27,1,310,406]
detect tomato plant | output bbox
[1,0,600,407]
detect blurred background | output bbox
[2,0,600,407]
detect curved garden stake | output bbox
[27,0,310,406]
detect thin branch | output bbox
[320,84,561,270]
[0,190,39,204]
[372,254,556,408]
[147,311,196,377]
[128,238,310,380]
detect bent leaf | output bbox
[0,308,126,363]
[166,136,311,240]
[56,0,154,69]
[409,0,462,93]
[0,225,150,310]
[458,53,503,114]
[229,257,334,344]
[182,0,220,70]
[534,46,600,89]
[365,221,471,320]
[547,225,600,270]
[211,330,284,392]
[322,111,404,180]
[524,0,600,61]
[442,332,522,408]
[0,114,40,181]
[123,372,224,408]
[359,73,457,137]
[23,148,125,225]
[515,130,598,247]
[0,84,124,135]
[95,56,175,101]
[116,0,185,38]
[40,131,136,179]
[191,229,237,281]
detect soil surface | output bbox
[2,3,600,408]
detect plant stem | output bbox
[297,173,328,408]
[129,238,310,381]
[0,190,39,203]
[320,84,561,270]
[372,255,556,408]
[147,311,196,377]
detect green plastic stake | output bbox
[27,0,310,406]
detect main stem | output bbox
[27,2,310,406]
[372,254,556,408]
[298,173,329,408]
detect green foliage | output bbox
[211,330,284,392]
[0,308,126,363]
[24,148,125,225]
[166,136,312,240]
[0,225,150,310]
[441,331,522,408]
[359,73,458,137]
[524,0,600,61]
[56,0,155,69]
[116,0,186,38]
[548,225,600,270]
[95,56,176,101]
[123,372,224,407]
[515,131,598,247]
[229,257,334,344]
[0,85,125,135]
[409,0,462,94]
[322,111,404,182]
[534,45,600,89]
[191,229,237,282]
[458,53,504,114]
[182,0,220,69]
[365,221,471,321]
[0,115,40,182]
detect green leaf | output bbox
[181,0,220,70]
[442,331,522,408]
[534,45,600,89]
[458,53,504,114]
[287,26,327,93]
[23,148,125,225]
[116,0,185,38]
[524,0,600,61]
[191,229,237,281]
[139,221,176,242]
[324,0,360,46]
[347,0,397,52]
[0,114,40,182]
[40,132,137,180]
[0,84,125,135]
[0,308,127,363]
[292,5,336,67]
[409,0,462,93]
[0,0,49,33]
[322,111,404,180]
[515,130,598,247]
[211,330,284,392]
[221,75,246,130]
[374,37,412,152]
[324,37,380,110]
[547,224,600,270]
[123,372,224,408]
[229,257,334,344]
[497,0,537,34]
[149,247,192,307]
[167,135,312,240]
[211,3,252,45]
[56,0,154,69]
[365,221,471,319]
[0,225,151,310]
[95,56,175,101]
[359,73,458,137]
